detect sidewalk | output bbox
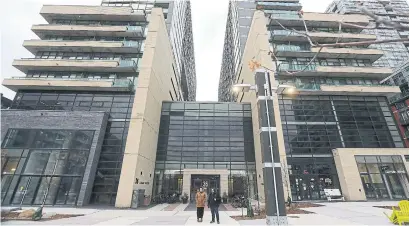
[2,201,398,225]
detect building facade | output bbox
[1,94,12,109]
[153,102,257,201]
[219,0,256,102]
[101,0,197,101]
[1,2,193,207]
[326,0,409,68]
[382,60,409,147]
[220,0,409,202]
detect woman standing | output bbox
[196,187,207,222]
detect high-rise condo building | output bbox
[326,0,409,68]
[219,0,409,202]
[1,1,196,207]
[326,0,409,146]
[102,0,197,101]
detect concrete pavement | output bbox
[2,201,398,225]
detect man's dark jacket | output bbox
[208,192,222,208]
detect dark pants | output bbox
[197,207,204,219]
[210,206,219,222]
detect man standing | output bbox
[196,187,207,222]
[208,188,221,224]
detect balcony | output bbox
[2,77,134,92]
[40,5,146,23]
[276,63,393,79]
[257,2,302,10]
[270,12,370,28]
[13,59,138,73]
[24,40,141,54]
[404,130,409,139]
[400,114,409,126]
[308,32,377,43]
[274,45,383,62]
[389,92,409,104]
[32,24,144,39]
[399,31,409,38]
[280,81,400,97]
[269,30,376,43]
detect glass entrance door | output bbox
[190,175,220,201]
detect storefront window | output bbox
[355,155,409,200]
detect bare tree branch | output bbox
[261,2,409,77]
[284,46,323,75]
[356,3,409,30]
[272,19,315,46]
[316,37,409,47]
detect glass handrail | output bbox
[275,44,310,52]
[270,14,301,19]
[258,2,301,6]
[277,63,317,71]
[11,77,115,81]
[389,92,409,103]
[272,30,302,36]
[10,77,133,88]
[119,59,137,69]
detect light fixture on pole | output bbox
[233,70,294,225]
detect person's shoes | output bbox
[217,222,220,224]
[197,219,200,222]
[210,221,214,223]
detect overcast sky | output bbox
[0,0,332,101]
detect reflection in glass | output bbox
[154,102,256,199]
[24,151,49,174]
[1,128,94,206]
[355,155,409,200]
[2,158,19,174]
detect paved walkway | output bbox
[2,201,399,225]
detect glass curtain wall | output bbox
[356,155,409,200]
[279,95,401,201]
[153,102,257,199]
[1,129,94,206]
[10,90,134,205]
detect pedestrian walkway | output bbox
[184,203,229,211]
[1,201,399,225]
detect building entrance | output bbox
[190,175,220,202]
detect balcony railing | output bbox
[275,44,310,52]
[270,14,301,20]
[119,59,137,69]
[258,2,302,8]
[277,63,317,72]
[9,77,134,89]
[123,41,139,47]
[400,115,409,126]
[404,130,409,139]
[389,92,409,104]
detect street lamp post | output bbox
[233,68,293,225]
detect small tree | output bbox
[281,161,292,207]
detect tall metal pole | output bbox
[254,69,287,225]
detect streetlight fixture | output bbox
[233,69,294,225]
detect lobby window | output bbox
[355,155,409,200]
[153,102,256,199]
[1,129,94,206]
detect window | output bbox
[1,129,94,206]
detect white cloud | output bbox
[1,0,334,101]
